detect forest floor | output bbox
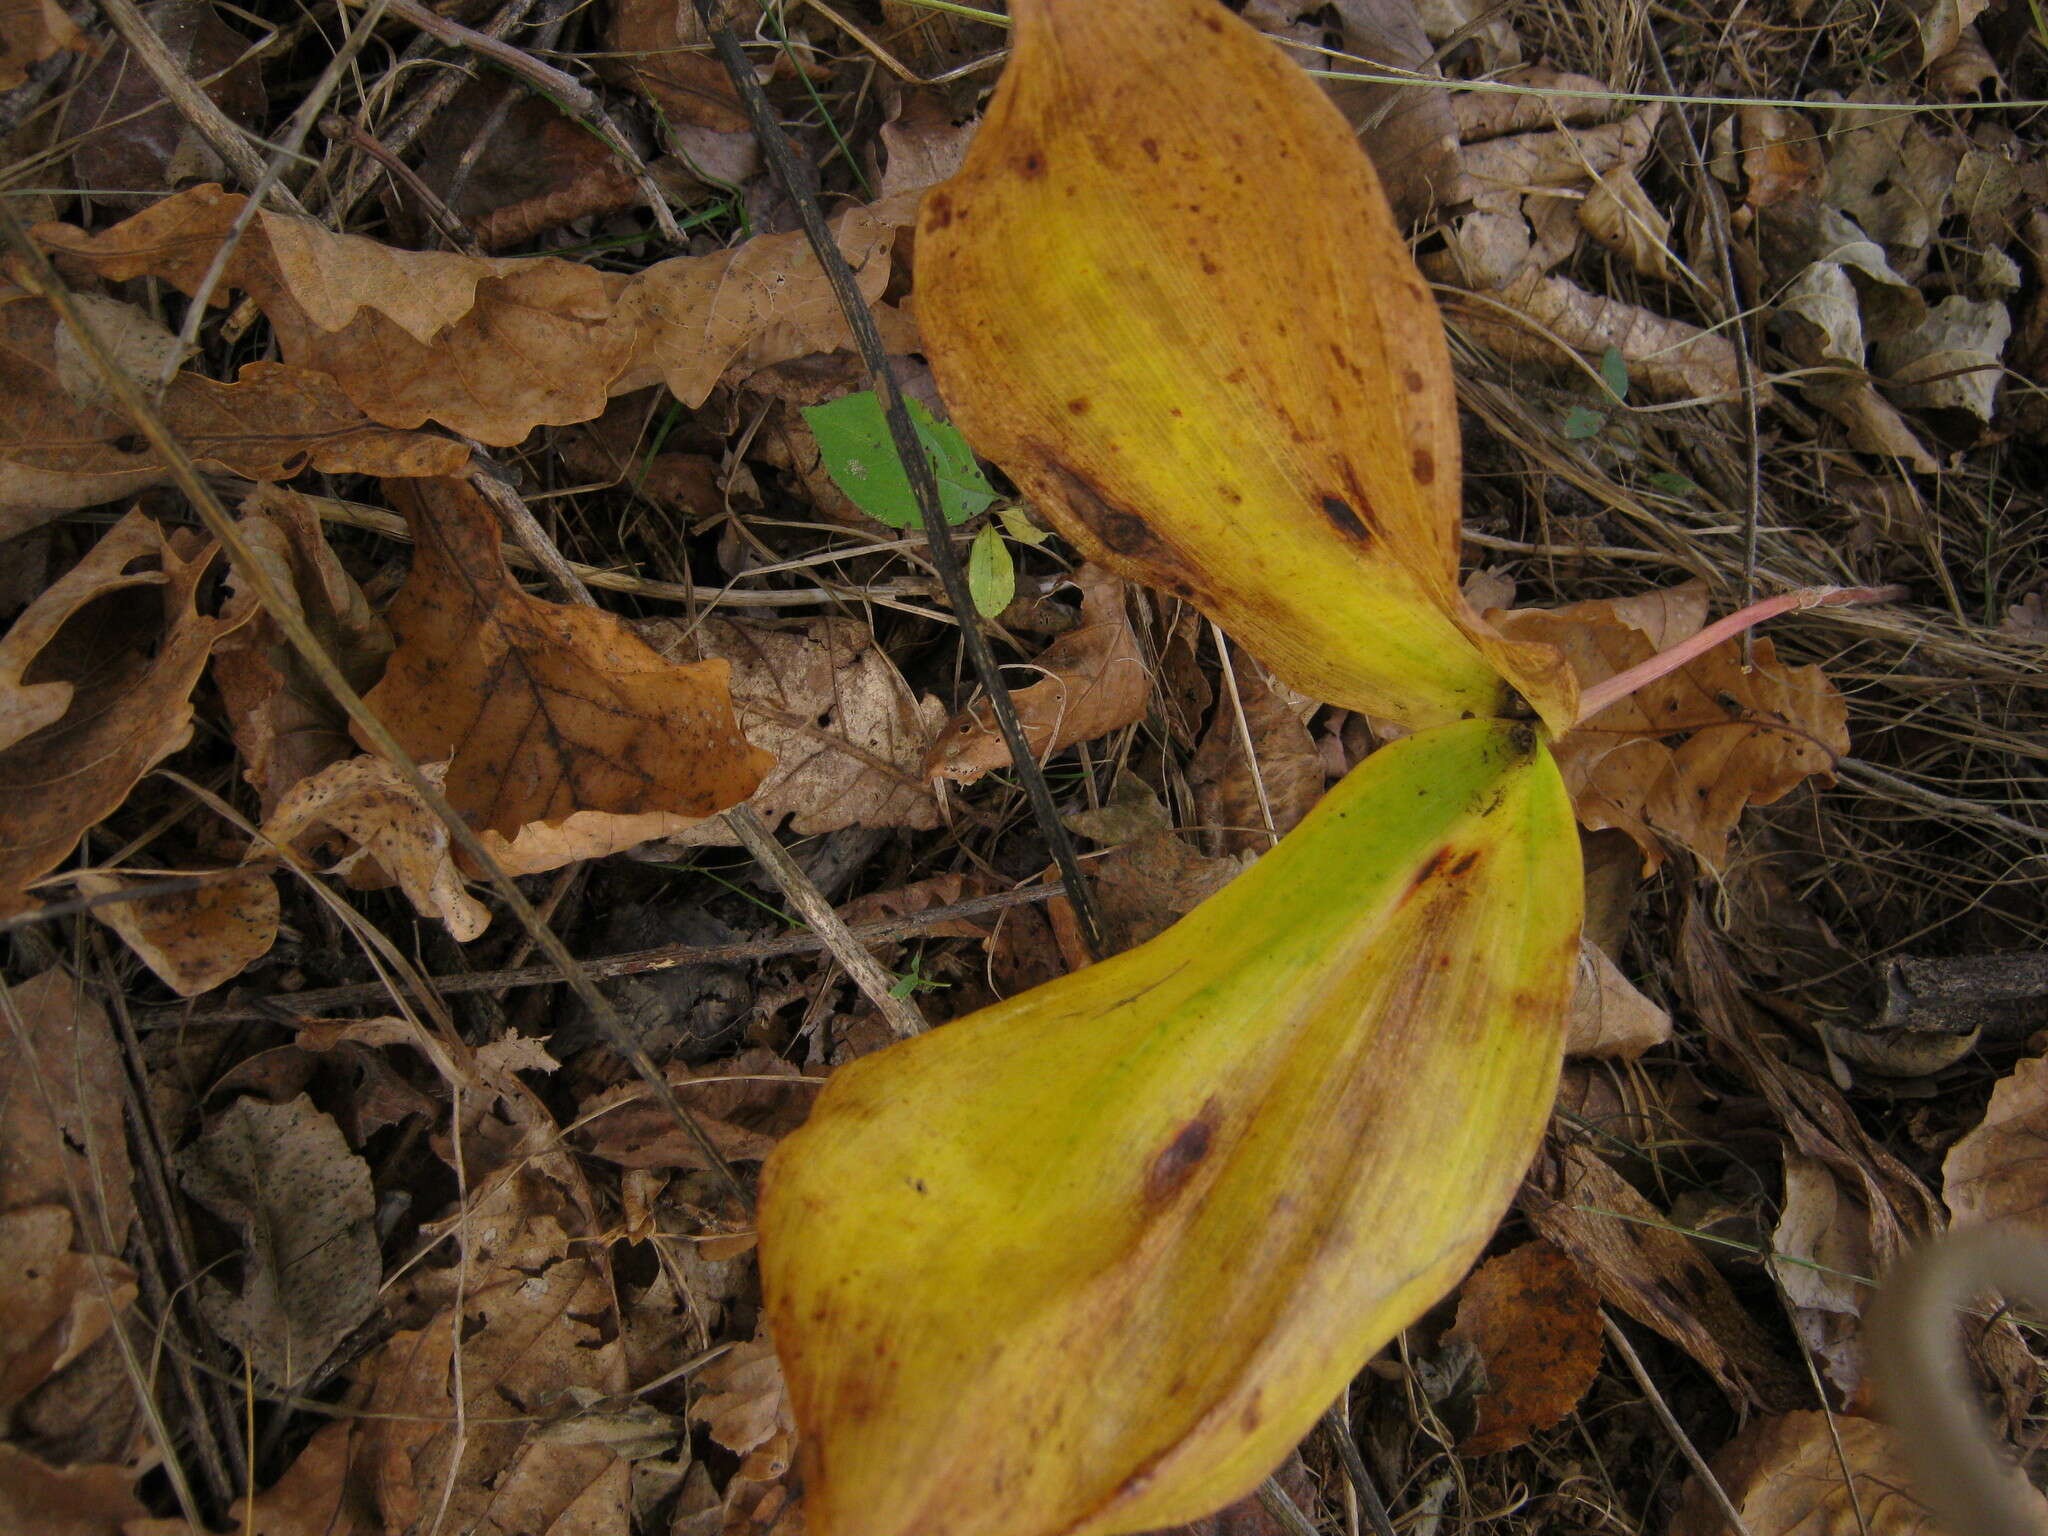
[1,0,2045,1533]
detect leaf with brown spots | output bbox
[1442,1239,1602,1455]
[760,720,1582,1536]
[922,564,1151,785]
[1490,583,1850,872]
[0,511,250,918]
[915,0,1573,733]
[359,478,772,878]
[0,288,469,534]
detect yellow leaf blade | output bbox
[915,0,1574,733]
[759,719,1583,1536]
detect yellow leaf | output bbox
[915,0,1573,734]
[758,719,1582,1536]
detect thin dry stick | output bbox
[0,205,751,1211]
[1603,1313,1755,1536]
[1257,1478,1324,1536]
[691,0,1108,962]
[469,461,927,1036]
[1320,1404,1399,1536]
[1646,34,1763,657]
[1211,621,1279,846]
[96,0,307,213]
[143,884,1061,1026]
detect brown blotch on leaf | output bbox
[1140,137,1161,161]
[1319,495,1372,544]
[1067,397,1090,415]
[1410,447,1436,486]
[1402,368,1426,393]
[925,192,953,229]
[1144,1104,1218,1204]
[1019,150,1046,177]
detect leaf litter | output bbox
[0,0,2044,1532]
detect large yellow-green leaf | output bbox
[915,0,1574,734]
[758,719,1583,1536]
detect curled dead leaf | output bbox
[0,289,468,533]
[36,185,919,445]
[360,477,772,874]
[923,565,1150,785]
[1492,584,1850,872]
[260,754,490,941]
[1942,1052,2048,1237]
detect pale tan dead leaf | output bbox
[75,868,279,996]
[1458,108,1661,200]
[1912,0,1991,70]
[1315,0,1468,225]
[2003,590,2047,636]
[878,89,977,199]
[576,1048,810,1171]
[1740,104,1827,214]
[1928,23,2002,100]
[1492,586,1850,872]
[1413,0,1519,70]
[214,484,395,817]
[1443,1239,1602,1456]
[692,1328,793,1458]
[1943,1052,2048,1236]
[1189,650,1324,855]
[1578,167,1673,280]
[640,614,943,846]
[177,1092,380,1390]
[0,511,248,917]
[1771,1153,1877,1401]
[36,185,921,445]
[1565,941,1671,1060]
[1524,1140,1803,1409]
[1452,66,1611,143]
[1046,832,1252,968]
[260,755,490,942]
[0,1445,144,1536]
[1823,89,1963,257]
[0,1206,136,1416]
[0,289,469,532]
[1670,1410,2043,1536]
[1450,271,1745,403]
[0,0,85,92]
[835,872,991,939]
[923,565,1151,785]
[360,477,772,874]
[1875,294,2011,426]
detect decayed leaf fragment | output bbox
[760,720,1582,1536]
[0,511,249,917]
[361,477,773,873]
[915,0,1573,734]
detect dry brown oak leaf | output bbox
[361,477,772,876]
[923,564,1151,784]
[0,0,84,91]
[35,184,919,445]
[0,288,468,535]
[75,868,280,997]
[1491,583,1849,873]
[0,511,250,918]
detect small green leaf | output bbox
[1561,405,1607,440]
[1599,346,1630,404]
[803,392,999,529]
[1647,471,1698,497]
[997,502,1055,547]
[968,522,1016,617]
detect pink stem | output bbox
[1571,583,1908,726]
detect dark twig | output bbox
[689,0,1107,961]
[139,883,1063,1027]
[1320,1404,1399,1536]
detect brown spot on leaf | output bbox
[1067,397,1090,415]
[1019,150,1045,178]
[1402,368,1426,394]
[1410,447,1435,486]
[925,192,953,229]
[1144,1103,1218,1203]
[1141,138,1161,162]
[1320,495,1372,544]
